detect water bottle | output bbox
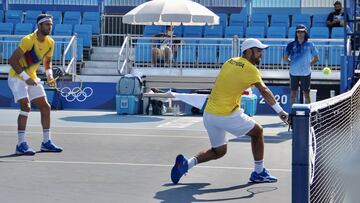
[148,104,153,115]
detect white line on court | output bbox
[157,117,203,128]
[0,130,291,141]
[0,159,291,172]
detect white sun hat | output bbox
[241,38,269,53]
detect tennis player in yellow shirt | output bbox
[8,13,62,155]
[171,38,289,184]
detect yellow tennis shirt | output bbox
[9,32,54,80]
[204,57,263,116]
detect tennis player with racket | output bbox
[171,38,289,184]
[7,13,63,155]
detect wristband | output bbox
[19,71,30,80]
[272,103,283,114]
[45,69,53,77]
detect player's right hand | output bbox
[25,78,38,86]
[279,111,289,125]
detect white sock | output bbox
[254,160,264,174]
[43,129,51,143]
[187,157,198,170]
[18,130,26,145]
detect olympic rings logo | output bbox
[60,87,93,102]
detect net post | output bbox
[291,104,311,203]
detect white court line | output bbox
[0,159,291,172]
[0,130,291,141]
[157,117,203,128]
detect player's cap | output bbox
[241,38,268,53]
[296,24,307,32]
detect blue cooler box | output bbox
[116,95,140,115]
[241,94,258,116]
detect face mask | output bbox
[335,8,341,13]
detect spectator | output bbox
[283,24,319,105]
[327,1,349,32]
[170,38,289,185]
[151,26,177,66]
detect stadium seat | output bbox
[224,25,244,38]
[52,37,63,61]
[24,10,41,24]
[310,27,329,39]
[0,23,14,35]
[229,13,247,34]
[74,24,92,48]
[288,27,296,38]
[63,11,81,27]
[0,10,4,23]
[197,40,218,64]
[6,10,23,24]
[183,26,202,38]
[54,24,73,36]
[263,26,286,65]
[270,14,289,34]
[64,38,84,61]
[245,26,266,38]
[331,27,344,39]
[177,40,198,64]
[312,14,328,27]
[250,13,268,28]
[135,38,152,63]
[143,25,164,36]
[291,14,311,29]
[14,23,34,35]
[216,13,228,31]
[2,37,21,60]
[82,11,100,35]
[203,25,223,38]
[173,26,183,37]
[47,11,62,25]
[329,27,344,66]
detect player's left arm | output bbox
[254,82,289,123]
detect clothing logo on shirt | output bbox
[228,59,244,68]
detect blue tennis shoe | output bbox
[171,154,188,184]
[41,140,63,152]
[15,142,35,156]
[249,168,278,183]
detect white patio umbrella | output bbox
[122,0,219,26]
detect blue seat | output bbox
[291,14,311,29]
[309,27,329,65]
[203,25,223,38]
[177,40,198,64]
[24,10,41,24]
[52,37,63,61]
[64,38,83,61]
[328,27,344,66]
[270,14,289,35]
[6,10,23,24]
[312,14,328,27]
[197,40,218,64]
[246,26,266,38]
[183,26,202,38]
[262,27,286,65]
[46,11,62,25]
[143,25,164,37]
[288,27,296,38]
[250,13,268,28]
[0,10,5,23]
[216,13,228,31]
[135,38,152,63]
[267,26,286,38]
[63,11,81,27]
[54,24,73,36]
[14,23,34,35]
[82,11,100,35]
[173,26,183,37]
[331,27,345,39]
[229,13,247,34]
[224,26,244,38]
[0,23,14,35]
[218,40,234,63]
[74,24,92,47]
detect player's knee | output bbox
[20,103,31,113]
[39,103,51,112]
[248,124,263,138]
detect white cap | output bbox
[241,38,269,53]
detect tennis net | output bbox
[291,79,360,203]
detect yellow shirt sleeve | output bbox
[18,36,33,53]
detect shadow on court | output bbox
[229,131,291,144]
[60,114,164,123]
[154,182,277,202]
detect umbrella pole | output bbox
[170,23,173,69]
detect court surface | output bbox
[0,109,291,203]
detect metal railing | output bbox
[121,36,343,73]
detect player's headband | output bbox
[38,17,52,25]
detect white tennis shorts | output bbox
[8,77,46,103]
[203,110,256,148]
